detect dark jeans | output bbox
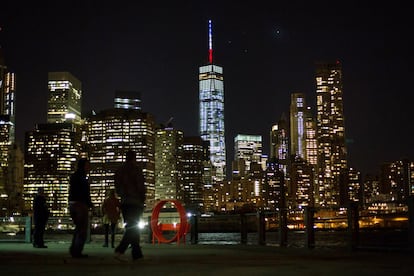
[33,219,47,246]
[104,223,116,246]
[69,202,89,256]
[115,204,144,259]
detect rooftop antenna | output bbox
[208,19,213,64]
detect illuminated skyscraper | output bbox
[0,46,16,214]
[290,93,306,159]
[47,72,82,124]
[179,136,207,212]
[154,126,183,201]
[304,108,317,166]
[234,134,263,174]
[24,123,82,216]
[84,108,156,210]
[199,20,226,182]
[315,61,348,207]
[289,93,317,208]
[269,113,289,177]
[114,90,141,110]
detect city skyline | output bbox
[0,1,411,177]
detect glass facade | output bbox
[47,72,82,124]
[84,109,156,211]
[234,134,263,173]
[114,90,141,110]
[290,93,306,159]
[154,127,183,202]
[315,61,348,207]
[199,64,226,181]
[24,123,81,216]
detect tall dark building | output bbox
[315,61,348,207]
[0,46,17,215]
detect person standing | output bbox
[68,158,93,258]
[114,150,146,261]
[32,187,49,248]
[101,189,121,248]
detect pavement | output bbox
[0,235,412,276]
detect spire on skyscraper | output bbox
[208,19,213,64]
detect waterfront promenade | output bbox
[0,235,412,276]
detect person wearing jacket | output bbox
[68,158,93,258]
[102,189,121,248]
[114,150,146,261]
[32,187,49,248]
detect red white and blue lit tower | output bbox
[199,19,226,182]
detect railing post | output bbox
[257,211,266,245]
[190,214,198,245]
[147,215,153,243]
[304,207,315,249]
[408,195,414,251]
[240,213,247,244]
[347,201,359,251]
[25,216,32,243]
[279,207,288,247]
[86,212,91,243]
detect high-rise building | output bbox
[154,126,183,202]
[339,167,362,205]
[304,107,317,166]
[199,20,226,182]
[47,72,82,124]
[114,90,141,110]
[23,72,83,216]
[0,46,17,215]
[290,156,315,208]
[84,108,156,211]
[290,93,306,159]
[5,143,24,215]
[269,113,289,177]
[315,61,348,207]
[289,93,318,209]
[264,160,285,211]
[234,134,263,174]
[24,123,82,216]
[180,136,207,212]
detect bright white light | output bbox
[138,219,147,229]
[187,212,192,217]
[65,113,75,119]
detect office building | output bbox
[269,113,289,177]
[84,108,156,211]
[154,126,183,202]
[304,108,317,166]
[199,19,226,182]
[180,136,207,212]
[290,93,306,159]
[114,90,141,110]
[0,47,17,215]
[47,72,82,124]
[234,134,263,174]
[315,61,348,207]
[24,123,82,216]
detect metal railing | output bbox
[1,196,413,250]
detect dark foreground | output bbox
[0,237,412,276]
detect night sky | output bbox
[0,1,410,177]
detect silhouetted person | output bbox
[33,187,49,248]
[102,189,121,248]
[68,158,93,258]
[114,150,146,261]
